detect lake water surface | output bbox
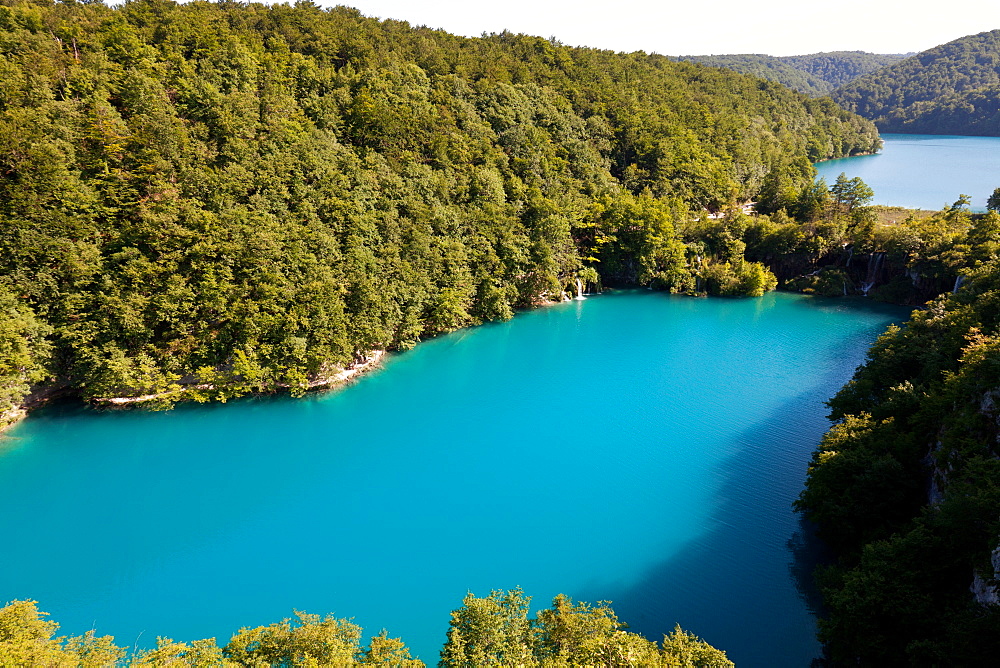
[815,133,1000,212]
[0,292,906,666]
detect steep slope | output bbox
[833,30,1000,135]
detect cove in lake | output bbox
[0,292,906,666]
[815,133,1000,212]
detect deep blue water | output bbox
[815,133,1000,212]
[0,292,906,666]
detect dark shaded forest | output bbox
[796,216,1000,663]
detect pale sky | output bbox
[321,0,1000,57]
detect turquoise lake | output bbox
[815,133,1000,212]
[0,291,906,666]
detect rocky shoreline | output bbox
[0,351,386,435]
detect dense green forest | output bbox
[783,51,911,90]
[769,193,996,302]
[675,54,832,97]
[0,0,882,420]
[0,593,733,666]
[677,51,907,97]
[832,30,1000,135]
[796,214,1000,662]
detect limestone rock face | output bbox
[971,546,1000,606]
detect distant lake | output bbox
[815,133,1000,212]
[0,292,905,666]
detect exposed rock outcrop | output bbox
[972,545,1000,606]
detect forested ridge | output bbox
[677,51,908,97]
[832,30,1000,135]
[0,0,882,419]
[0,592,734,666]
[782,52,911,90]
[675,54,833,97]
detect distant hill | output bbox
[674,54,832,96]
[677,51,908,96]
[832,30,1000,135]
[782,51,910,89]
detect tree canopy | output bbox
[0,595,732,667]
[677,51,908,97]
[0,0,880,413]
[832,30,1000,135]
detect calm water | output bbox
[0,292,905,666]
[815,133,1000,212]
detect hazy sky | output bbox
[324,0,1000,57]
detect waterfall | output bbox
[575,277,586,300]
[861,251,886,297]
[953,275,965,294]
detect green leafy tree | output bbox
[0,286,51,423]
[439,589,536,666]
[0,600,124,667]
[829,173,874,217]
[224,610,420,667]
[440,590,733,667]
[987,187,1000,212]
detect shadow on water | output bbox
[12,395,92,421]
[589,297,909,667]
[592,392,834,667]
[787,515,833,623]
[795,293,916,324]
[1,292,906,666]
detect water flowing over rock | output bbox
[861,251,886,296]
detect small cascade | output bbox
[575,277,586,300]
[843,281,848,296]
[953,275,965,294]
[845,246,854,268]
[861,251,886,297]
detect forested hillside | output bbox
[783,51,909,89]
[796,214,1000,662]
[678,51,907,97]
[832,30,1000,135]
[0,0,881,418]
[675,54,832,96]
